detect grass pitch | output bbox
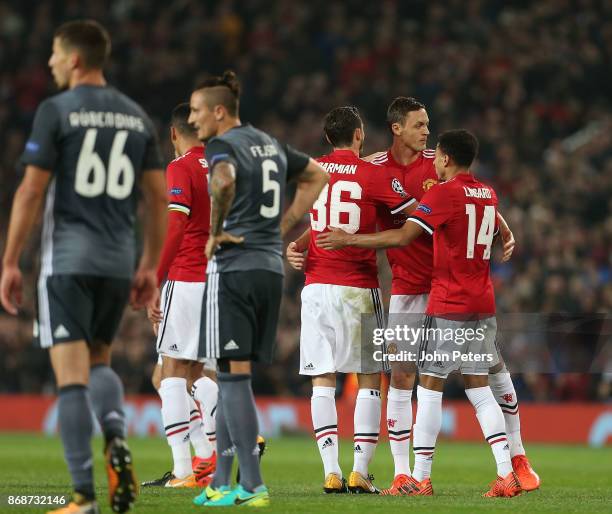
[0,434,610,513]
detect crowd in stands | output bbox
[0,0,609,400]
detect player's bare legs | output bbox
[409,373,520,497]
[489,361,541,490]
[143,361,217,488]
[348,372,382,494]
[189,363,218,456]
[382,363,417,495]
[154,356,203,487]
[49,342,97,506]
[311,373,344,492]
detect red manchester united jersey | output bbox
[370,149,438,295]
[166,146,210,282]
[408,173,499,317]
[305,149,414,288]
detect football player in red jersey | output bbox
[318,129,524,497]
[143,103,222,488]
[319,97,537,494]
[289,107,415,494]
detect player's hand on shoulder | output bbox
[130,268,157,310]
[316,226,350,250]
[286,241,306,271]
[0,265,23,315]
[205,232,245,260]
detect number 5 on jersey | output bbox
[75,128,135,200]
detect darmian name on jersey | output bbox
[463,186,492,199]
[320,162,357,175]
[68,111,146,132]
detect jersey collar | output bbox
[331,149,358,159]
[386,148,423,173]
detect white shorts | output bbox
[386,294,429,369]
[156,280,215,368]
[299,283,384,375]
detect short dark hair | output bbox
[437,129,479,168]
[323,106,362,148]
[195,70,241,117]
[54,20,111,69]
[386,96,426,131]
[171,103,197,137]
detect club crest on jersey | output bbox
[423,178,438,191]
[391,178,407,197]
[170,188,183,195]
[416,204,432,214]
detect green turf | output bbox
[0,434,610,513]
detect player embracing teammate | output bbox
[318,128,538,497]
[292,97,540,497]
[289,106,415,494]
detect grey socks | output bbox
[58,384,95,499]
[89,364,126,445]
[211,384,235,489]
[218,372,263,492]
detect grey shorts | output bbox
[417,316,499,378]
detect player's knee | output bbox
[89,341,111,366]
[390,370,416,390]
[489,362,506,374]
[151,364,162,391]
[463,374,489,389]
[357,372,381,390]
[312,373,336,388]
[160,356,191,379]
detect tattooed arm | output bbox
[205,162,243,259]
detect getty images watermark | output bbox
[371,322,495,364]
[359,313,610,374]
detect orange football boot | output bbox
[512,455,541,491]
[483,472,522,498]
[380,474,420,496]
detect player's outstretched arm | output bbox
[496,211,515,262]
[281,159,328,237]
[132,169,167,309]
[0,165,51,315]
[316,220,424,251]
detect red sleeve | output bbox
[156,211,188,285]
[166,161,193,216]
[407,184,454,235]
[366,164,415,214]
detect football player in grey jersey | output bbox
[0,20,167,514]
[188,71,328,507]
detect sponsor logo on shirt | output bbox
[416,204,432,214]
[391,178,408,197]
[170,188,183,195]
